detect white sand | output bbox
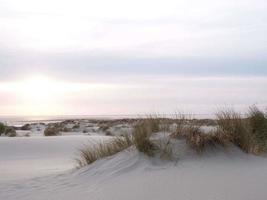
[1,135,267,200]
[0,135,107,181]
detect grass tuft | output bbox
[171,113,229,152]
[216,109,251,152]
[247,106,267,151]
[216,107,267,154]
[76,136,132,168]
[132,119,157,156]
[186,129,229,153]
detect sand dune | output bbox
[1,134,267,200]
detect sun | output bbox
[16,76,66,115]
[20,76,58,100]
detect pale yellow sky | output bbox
[0,75,266,116]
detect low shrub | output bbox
[73,124,80,129]
[21,124,31,130]
[44,126,60,136]
[98,124,110,132]
[0,122,5,135]
[82,129,88,133]
[5,127,17,137]
[63,127,71,132]
[105,131,113,136]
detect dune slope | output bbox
[0,136,267,200]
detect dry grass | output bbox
[144,115,161,132]
[171,107,267,154]
[76,136,132,168]
[172,107,267,154]
[75,107,267,168]
[134,115,229,155]
[216,109,251,152]
[132,120,156,156]
[132,117,175,158]
[76,117,171,168]
[171,113,190,138]
[172,121,229,153]
[185,128,229,153]
[216,106,267,154]
[170,113,229,152]
[248,106,267,151]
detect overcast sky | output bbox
[0,0,266,116]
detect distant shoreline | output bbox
[0,114,215,126]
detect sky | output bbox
[0,0,267,116]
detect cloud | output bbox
[0,47,267,82]
[0,0,267,115]
[0,0,266,55]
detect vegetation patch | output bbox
[5,127,17,137]
[76,136,132,168]
[132,120,156,156]
[72,106,267,168]
[21,124,31,130]
[172,116,229,153]
[44,126,61,136]
[216,106,267,154]
[0,122,5,135]
[98,124,111,133]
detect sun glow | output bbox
[13,76,68,115]
[0,75,121,115]
[0,76,76,115]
